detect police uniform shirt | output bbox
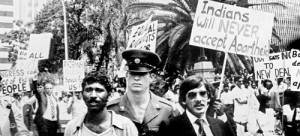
[107,92,174,136]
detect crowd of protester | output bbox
[1,49,300,136]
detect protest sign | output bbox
[254,51,300,80]
[290,49,300,91]
[15,60,39,77]
[63,60,85,92]
[27,33,53,60]
[189,0,274,58]
[17,49,28,60]
[127,17,158,52]
[0,69,30,96]
[118,16,158,78]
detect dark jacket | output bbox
[158,112,236,136]
[32,81,59,124]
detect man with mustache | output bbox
[107,49,174,136]
[158,75,235,136]
[64,72,138,136]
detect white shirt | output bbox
[248,109,276,135]
[67,98,87,119]
[43,95,58,121]
[186,110,213,136]
[220,91,233,105]
[283,104,295,122]
[81,124,116,136]
[231,86,249,122]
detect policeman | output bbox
[107,49,174,136]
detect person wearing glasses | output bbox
[158,75,235,136]
[107,49,174,136]
[64,72,138,136]
[231,76,249,136]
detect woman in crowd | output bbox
[282,90,300,136]
[248,94,276,136]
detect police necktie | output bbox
[195,119,206,136]
[49,97,55,119]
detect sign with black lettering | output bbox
[63,60,85,92]
[291,49,300,91]
[0,69,30,96]
[17,49,28,60]
[15,60,39,77]
[189,0,274,58]
[118,16,158,78]
[254,51,300,80]
[27,33,53,60]
[127,16,157,52]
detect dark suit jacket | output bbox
[32,81,59,125]
[206,97,237,135]
[158,112,236,136]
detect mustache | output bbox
[88,97,107,103]
[194,102,205,107]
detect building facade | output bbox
[0,0,50,70]
[249,0,300,50]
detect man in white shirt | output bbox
[67,91,87,119]
[33,80,60,136]
[159,75,235,136]
[231,76,249,136]
[220,84,234,115]
[262,79,281,111]
[0,94,29,136]
[64,71,138,136]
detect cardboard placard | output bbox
[27,33,53,60]
[189,0,274,58]
[0,69,30,96]
[63,60,85,92]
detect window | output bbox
[0,11,13,17]
[0,22,13,28]
[34,0,38,7]
[0,0,13,5]
[28,0,32,7]
[28,11,32,18]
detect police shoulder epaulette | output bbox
[107,98,121,107]
[158,97,173,107]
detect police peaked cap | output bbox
[122,49,161,73]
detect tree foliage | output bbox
[126,0,286,78]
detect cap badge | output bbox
[134,58,140,64]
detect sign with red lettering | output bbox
[0,69,30,96]
[190,0,274,58]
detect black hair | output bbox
[81,71,112,93]
[256,94,271,113]
[263,79,272,87]
[223,84,229,88]
[179,75,215,108]
[234,76,242,83]
[243,78,249,84]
